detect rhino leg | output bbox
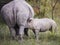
[14,24,19,36]
[15,28,29,37]
[9,27,16,40]
[24,28,28,36]
[14,24,28,36]
[32,29,39,40]
[35,29,39,41]
[18,25,25,42]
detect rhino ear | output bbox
[27,18,33,22]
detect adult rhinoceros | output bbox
[1,0,34,41]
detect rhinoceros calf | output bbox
[27,18,57,40]
[1,0,34,41]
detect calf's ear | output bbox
[27,18,33,22]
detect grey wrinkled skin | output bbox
[27,18,57,40]
[1,0,34,41]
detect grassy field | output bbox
[0,15,60,45]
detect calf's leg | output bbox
[35,29,39,41]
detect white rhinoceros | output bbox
[1,0,34,41]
